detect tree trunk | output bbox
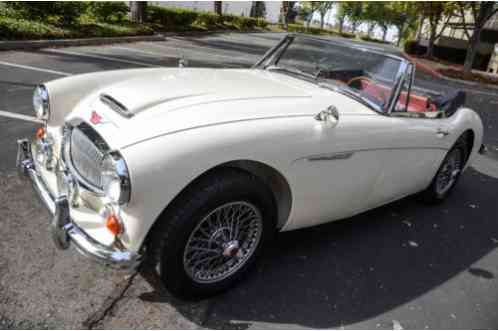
[250,2,256,17]
[382,27,387,41]
[338,18,344,33]
[416,16,424,42]
[396,25,404,46]
[352,21,357,33]
[463,27,482,76]
[281,1,289,30]
[130,1,147,23]
[320,12,325,29]
[214,1,222,15]
[426,26,436,58]
[367,23,375,37]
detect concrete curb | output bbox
[0,34,166,51]
[162,29,268,37]
[402,52,444,78]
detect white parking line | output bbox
[146,43,250,61]
[157,40,255,61]
[0,61,71,76]
[112,45,244,68]
[46,49,158,67]
[0,110,43,123]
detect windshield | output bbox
[256,35,406,113]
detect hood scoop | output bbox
[100,94,134,118]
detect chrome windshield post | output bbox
[386,60,411,115]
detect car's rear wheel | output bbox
[147,169,276,299]
[420,135,469,203]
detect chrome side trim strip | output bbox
[303,146,449,163]
[308,152,354,162]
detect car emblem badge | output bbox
[90,111,103,125]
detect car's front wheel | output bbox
[147,169,276,299]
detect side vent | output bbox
[100,94,134,118]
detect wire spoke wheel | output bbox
[436,148,463,195]
[183,201,263,284]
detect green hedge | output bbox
[286,24,356,39]
[147,6,199,29]
[0,16,153,40]
[0,16,67,39]
[360,35,390,44]
[87,2,129,23]
[4,2,88,25]
[146,5,266,31]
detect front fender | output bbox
[117,115,313,252]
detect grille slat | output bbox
[69,125,108,189]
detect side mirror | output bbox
[315,105,339,126]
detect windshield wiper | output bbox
[266,65,315,80]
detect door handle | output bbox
[436,128,450,138]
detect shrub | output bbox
[147,6,198,29]
[4,2,87,25]
[233,17,258,30]
[360,35,390,44]
[88,2,129,23]
[222,14,236,24]
[0,16,67,40]
[195,11,222,28]
[338,31,355,39]
[255,18,268,29]
[404,39,419,54]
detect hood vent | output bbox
[100,94,133,118]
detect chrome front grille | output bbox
[69,124,108,189]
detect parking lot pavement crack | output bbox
[82,271,138,330]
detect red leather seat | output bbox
[354,78,436,113]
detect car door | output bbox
[287,108,405,230]
[363,115,449,209]
[364,67,450,208]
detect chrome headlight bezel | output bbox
[101,152,131,205]
[33,85,50,121]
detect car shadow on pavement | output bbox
[139,168,498,329]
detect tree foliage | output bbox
[455,2,498,74]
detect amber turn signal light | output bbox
[106,214,122,236]
[35,127,45,140]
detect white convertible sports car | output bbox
[17,34,485,298]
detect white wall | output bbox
[151,1,281,23]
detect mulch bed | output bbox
[438,68,498,86]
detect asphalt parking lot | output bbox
[1,32,498,329]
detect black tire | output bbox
[146,168,276,299]
[420,134,469,203]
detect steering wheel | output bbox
[347,76,388,107]
[347,76,373,88]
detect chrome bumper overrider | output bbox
[16,139,141,269]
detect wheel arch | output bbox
[218,160,293,230]
[462,129,475,163]
[147,159,293,244]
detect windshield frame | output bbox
[253,34,412,115]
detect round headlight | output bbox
[33,85,50,120]
[101,152,131,205]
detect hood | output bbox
[97,68,311,116]
[69,68,373,149]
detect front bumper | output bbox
[16,139,141,269]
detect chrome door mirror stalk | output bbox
[315,105,339,124]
